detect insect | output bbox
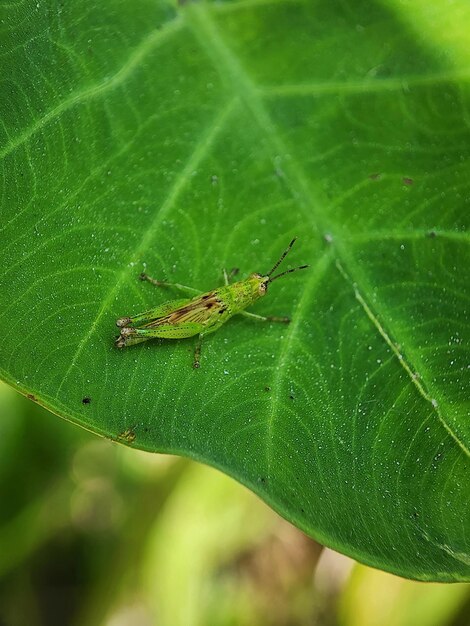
[115,238,308,368]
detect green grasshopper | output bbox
[115,238,308,368]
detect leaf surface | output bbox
[1,0,469,580]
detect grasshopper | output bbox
[115,238,308,368]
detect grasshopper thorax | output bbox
[230,273,270,313]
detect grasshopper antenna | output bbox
[267,238,309,282]
[269,264,309,282]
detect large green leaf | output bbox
[1,0,469,581]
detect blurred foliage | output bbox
[0,383,469,626]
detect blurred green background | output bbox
[1,381,469,626]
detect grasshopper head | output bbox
[249,273,270,297]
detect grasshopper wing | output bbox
[144,292,224,328]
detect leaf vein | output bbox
[335,260,470,458]
[54,98,238,397]
[0,16,183,161]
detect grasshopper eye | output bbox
[259,282,268,296]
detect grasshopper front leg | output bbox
[222,267,240,286]
[239,311,290,323]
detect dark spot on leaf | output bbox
[258,476,267,484]
[82,396,91,405]
[264,386,271,392]
[402,177,414,185]
[289,394,295,400]
[368,173,381,180]
[27,393,37,401]
[427,230,436,238]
